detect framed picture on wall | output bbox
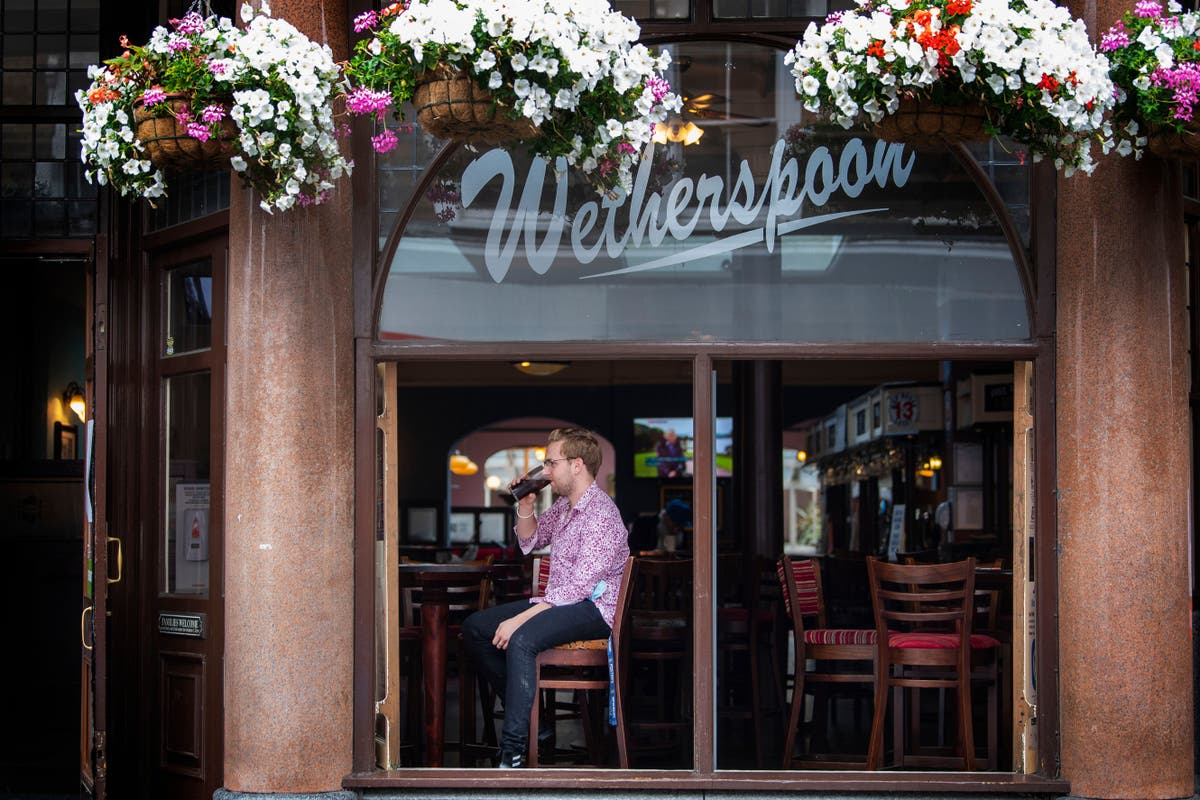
[54,421,78,460]
[402,503,441,543]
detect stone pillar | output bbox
[1056,4,1194,792]
[222,0,355,793]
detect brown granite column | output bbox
[1057,3,1194,795]
[222,0,354,792]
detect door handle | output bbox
[106,536,123,584]
[81,606,94,651]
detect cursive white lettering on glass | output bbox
[457,138,915,283]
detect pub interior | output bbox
[374,358,1017,771]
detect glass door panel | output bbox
[164,258,213,357]
[162,371,212,596]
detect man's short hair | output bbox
[548,427,602,477]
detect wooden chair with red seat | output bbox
[897,554,1005,770]
[528,555,636,768]
[865,556,1001,771]
[777,555,877,768]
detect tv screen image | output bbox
[634,417,733,478]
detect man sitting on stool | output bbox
[463,427,629,769]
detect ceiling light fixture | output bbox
[512,361,570,377]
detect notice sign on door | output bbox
[175,481,210,594]
[158,611,206,639]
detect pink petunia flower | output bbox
[201,104,226,123]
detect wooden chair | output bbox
[777,555,877,769]
[528,555,635,768]
[897,554,1006,771]
[715,554,786,768]
[865,557,1000,771]
[623,557,692,768]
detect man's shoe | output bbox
[497,749,525,769]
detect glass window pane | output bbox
[37,0,69,31]
[35,124,66,160]
[71,0,101,31]
[713,0,748,17]
[3,161,34,196]
[4,35,35,69]
[67,199,97,236]
[34,199,65,236]
[4,72,34,105]
[3,124,35,159]
[1,199,32,237]
[35,71,66,104]
[4,0,35,32]
[165,259,214,356]
[378,42,1031,345]
[163,372,212,597]
[36,35,67,68]
[34,161,64,197]
[653,0,689,18]
[611,0,651,17]
[69,35,99,69]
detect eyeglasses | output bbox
[542,457,574,470]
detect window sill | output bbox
[344,768,1069,794]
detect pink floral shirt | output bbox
[518,481,629,627]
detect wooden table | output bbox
[396,562,491,767]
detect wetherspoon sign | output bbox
[458,138,915,284]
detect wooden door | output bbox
[143,235,226,800]
[81,237,110,799]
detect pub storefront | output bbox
[55,0,1194,799]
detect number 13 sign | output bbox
[888,391,918,433]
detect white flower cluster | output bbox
[786,0,1117,175]
[370,0,680,195]
[228,5,350,211]
[76,2,350,211]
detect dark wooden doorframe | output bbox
[139,232,227,800]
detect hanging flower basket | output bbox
[77,3,350,212]
[786,0,1118,175]
[412,65,539,146]
[132,94,236,172]
[1146,125,1200,158]
[872,97,990,148]
[343,0,680,197]
[1102,1,1198,160]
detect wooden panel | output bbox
[1011,360,1037,772]
[159,651,205,777]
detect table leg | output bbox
[422,602,448,767]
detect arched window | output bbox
[377,41,1031,344]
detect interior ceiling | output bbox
[392,359,953,387]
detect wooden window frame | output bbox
[345,1,1065,790]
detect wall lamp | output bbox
[64,381,86,421]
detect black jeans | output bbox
[462,599,610,754]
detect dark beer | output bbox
[498,465,550,505]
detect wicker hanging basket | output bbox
[873,96,990,148]
[1146,125,1200,159]
[413,65,539,146]
[133,94,237,173]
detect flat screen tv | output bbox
[634,417,733,478]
